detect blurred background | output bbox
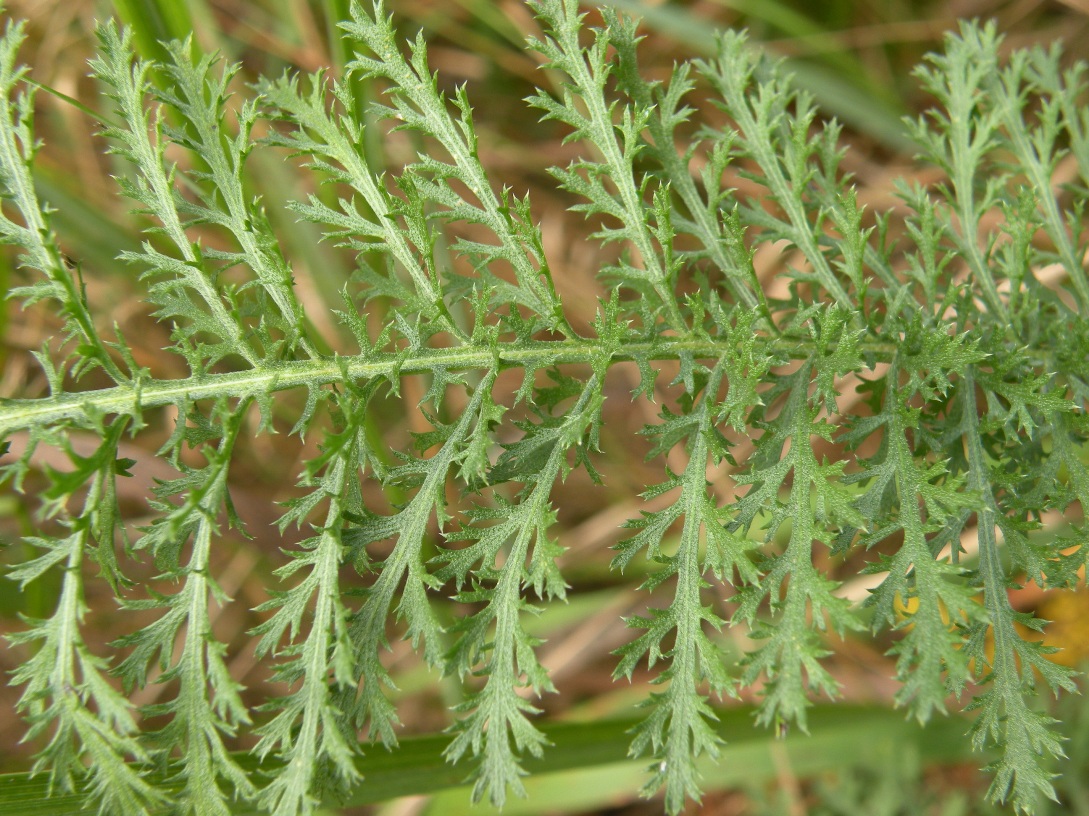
[2,0,1089,814]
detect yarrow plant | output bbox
[0,0,1087,813]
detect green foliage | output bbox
[1,2,1087,814]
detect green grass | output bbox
[0,705,975,814]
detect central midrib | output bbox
[0,334,903,436]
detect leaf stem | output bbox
[0,334,898,439]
